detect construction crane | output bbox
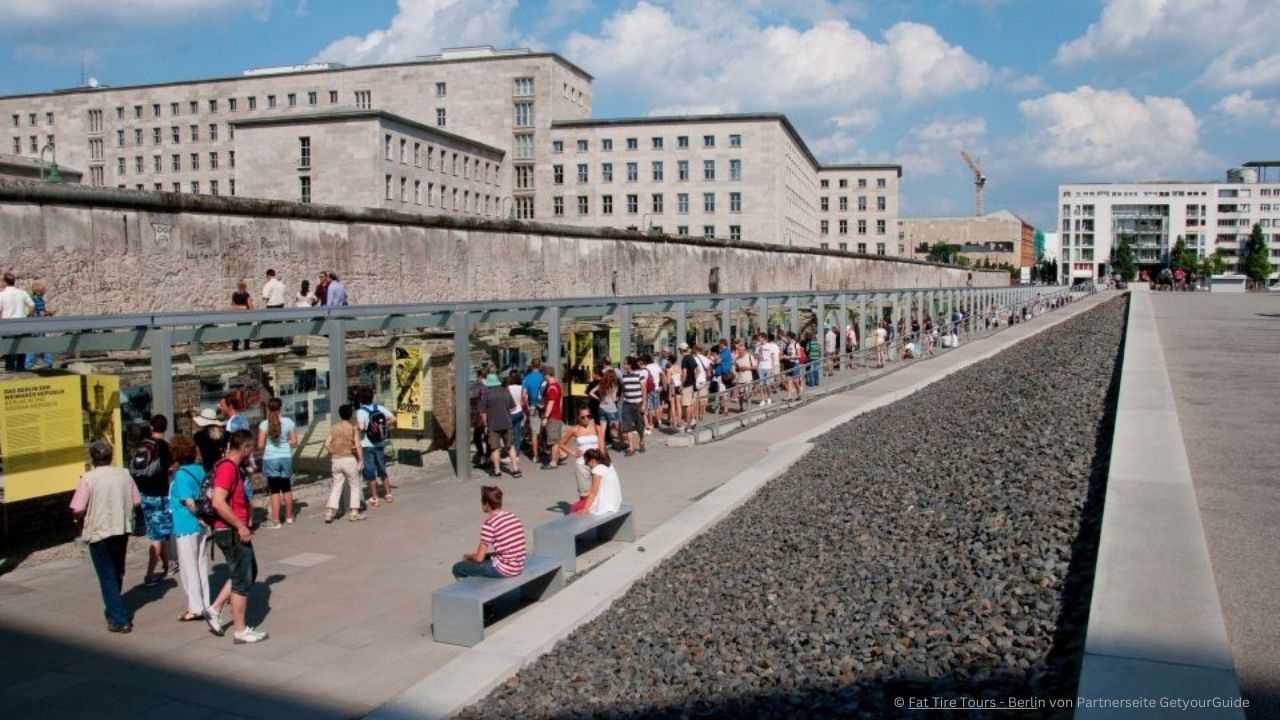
[960,149,985,216]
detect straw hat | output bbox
[192,408,223,427]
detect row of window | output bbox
[819,219,888,235]
[818,242,887,255]
[379,174,499,215]
[114,151,234,175]
[10,135,53,155]
[80,91,377,134]
[10,112,53,127]
[551,192,744,216]
[551,159,743,184]
[379,134,497,183]
[820,196,889,212]
[822,177,887,189]
[553,134,742,154]
[109,123,232,148]
[113,179,232,195]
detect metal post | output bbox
[814,296,825,384]
[760,296,769,337]
[150,328,174,436]
[720,298,732,343]
[789,296,800,336]
[675,301,687,351]
[857,294,867,374]
[837,293,848,372]
[452,310,471,481]
[619,303,632,360]
[546,305,561,376]
[328,319,348,423]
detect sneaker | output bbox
[205,610,226,637]
[233,626,269,645]
[348,512,366,522]
[323,509,335,524]
[266,522,283,530]
[384,494,394,504]
[143,574,160,588]
[511,470,523,478]
[284,518,294,525]
[107,623,133,634]
[368,499,381,509]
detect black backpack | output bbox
[129,439,162,484]
[364,405,389,444]
[181,464,218,523]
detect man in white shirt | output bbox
[0,271,34,371]
[823,325,837,374]
[261,269,287,309]
[754,333,779,406]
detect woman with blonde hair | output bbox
[257,397,298,528]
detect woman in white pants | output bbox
[323,404,366,522]
[167,436,212,623]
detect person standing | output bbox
[207,430,268,644]
[24,279,53,369]
[549,406,605,501]
[805,331,821,387]
[823,325,837,375]
[260,269,286,310]
[70,440,141,633]
[521,360,545,462]
[452,485,526,579]
[0,271,34,371]
[230,280,252,351]
[541,366,563,463]
[619,357,646,456]
[324,272,348,306]
[295,279,316,308]
[191,409,226,473]
[314,271,331,307]
[323,404,365,523]
[468,368,489,467]
[168,435,213,623]
[478,373,519,478]
[357,386,396,505]
[257,397,297,528]
[506,370,528,462]
[130,415,174,588]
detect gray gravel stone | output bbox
[459,296,1127,720]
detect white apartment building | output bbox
[1059,162,1280,281]
[233,110,505,213]
[544,114,900,250]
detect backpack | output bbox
[797,342,808,365]
[181,465,218,523]
[129,439,162,484]
[644,369,656,394]
[363,405,388,444]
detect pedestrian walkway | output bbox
[0,290,1109,720]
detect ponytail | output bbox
[267,397,283,442]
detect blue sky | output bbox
[2,0,1278,228]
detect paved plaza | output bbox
[1153,292,1280,720]
[0,293,1102,720]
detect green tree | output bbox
[928,243,961,263]
[1114,235,1138,282]
[1243,223,1275,285]
[1169,236,1198,274]
[1202,248,1229,277]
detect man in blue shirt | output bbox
[521,360,545,462]
[356,386,396,506]
[325,272,349,306]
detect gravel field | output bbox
[460,296,1128,720]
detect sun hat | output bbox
[483,373,502,387]
[192,408,223,427]
[678,342,690,351]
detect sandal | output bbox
[178,612,203,622]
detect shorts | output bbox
[720,374,735,389]
[529,411,543,435]
[697,384,709,400]
[574,462,592,497]
[757,366,773,381]
[266,475,293,494]
[647,391,660,411]
[141,495,173,541]
[262,456,292,481]
[786,364,803,379]
[361,445,388,481]
[487,428,512,453]
[680,386,694,404]
[621,403,644,434]
[212,529,258,596]
[598,407,619,423]
[544,418,563,443]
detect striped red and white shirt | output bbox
[480,510,527,577]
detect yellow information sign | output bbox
[84,375,123,467]
[394,345,425,430]
[0,375,87,502]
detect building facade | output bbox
[901,210,1034,267]
[1058,162,1280,281]
[817,166,903,256]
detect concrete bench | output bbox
[431,554,565,647]
[534,504,636,574]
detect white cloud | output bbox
[311,0,519,65]
[0,0,271,33]
[563,2,992,114]
[830,109,879,131]
[1212,90,1280,128]
[896,116,987,176]
[1016,86,1216,178]
[647,103,738,116]
[1056,0,1280,89]
[1005,73,1047,94]
[536,0,591,34]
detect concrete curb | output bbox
[1075,287,1245,719]
[368,292,1113,720]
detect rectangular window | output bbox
[703,192,715,213]
[150,103,159,118]
[189,101,198,114]
[839,242,848,251]
[248,96,257,110]
[858,220,866,235]
[877,219,886,234]
[703,225,715,239]
[877,196,886,211]
[820,220,829,234]
[703,135,715,148]
[329,90,338,104]
[171,154,180,171]
[857,242,866,254]
[514,101,534,127]
[552,140,564,153]
[553,164,564,184]
[515,165,534,189]
[858,178,867,188]
[399,138,407,163]
[436,108,446,127]
[553,196,564,216]
[839,219,848,235]
[229,150,234,168]
[385,174,393,200]
[413,180,421,204]
[601,162,613,182]
[601,138,613,151]
[354,90,371,109]
[152,127,161,144]
[577,195,589,215]
[118,157,126,175]
[820,179,829,188]
[876,242,886,255]
[228,98,238,112]
[307,91,317,106]
[652,137,663,150]
[117,129,125,147]
[626,137,638,150]
[839,196,848,211]
[678,160,689,181]
[730,225,741,241]
[134,156,143,173]
[189,125,198,142]
[210,179,219,196]
[626,162,638,182]
[436,82,447,97]
[677,225,689,236]
[287,93,297,107]
[677,135,689,149]
[268,95,277,108]
[209,152,218,169]
[413,142,421,166]
[877,177,886,188]
[208,99,218,113]
[513,77,534,96]
[703,160,715,181]
[602,195,613,215]
[652,161,664,181]
[516,197,534,219]
[384,134,392,160]
[652,193,664,213]
[677,193,689,213]
[400,177,408,202]
[577,139,588,152]
[90,138,103,159]
[573,163,587,183]
[729,192,741,212]
[134,105,142,119]
[821,197,829,212]
[729,134,741,148]
[134,128,143,145]
[189,152,199,170]
[729,159,741,181]
[626,194,639,214]
[88,109,103,133]
[209,124,218,141]
[514,133,534,159]
[838,179,848,189]
[299,136,311,168]
[858,196,867,211]
[190,181,199,194]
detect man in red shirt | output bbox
[541,366,563,460]
[453,486,527,578]
[208,430,268,644]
